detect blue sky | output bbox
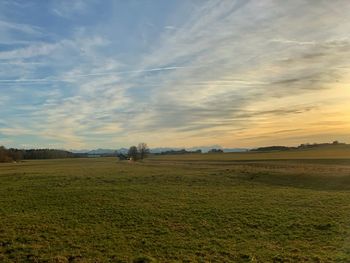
[0,0,350,149]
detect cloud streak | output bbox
[0,66,192,83]
[0,0,349,148]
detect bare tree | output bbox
[138,143,150,160]
[128,146,138,161]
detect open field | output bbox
[1,147,350,262]
[148,144,350,162]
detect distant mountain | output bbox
[88,149,117,155]
[186,145,222,153]
[70,145,249,155]
[71,146,249,154]
[71,148,129,155]
[70,149,90,154]
[115,148,129,154]
[186,145,249,153]
[150,147,181,154]
[151,146,217,153]
[152,146,249,153]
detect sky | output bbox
[0,0,350,149]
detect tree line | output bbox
[0,143,151,163]
[251,141,346,152]
[0,146,75,162]
[155,149,202,155]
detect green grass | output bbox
[1,150,350,262]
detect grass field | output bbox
[1,147,350,262]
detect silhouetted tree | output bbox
[138,143,150,160]
[128,146,138,161]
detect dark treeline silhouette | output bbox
[0,146,21,162]
[0,146,75,162]
[250,146,291,152]
[298,141,345,149]
[23,149,75,159]
[156,149,202,155]
[251,141,347,152]
[208,148,224,153]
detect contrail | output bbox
[74,66,189,77]
[0,66,190,83]
[0,78,62,83]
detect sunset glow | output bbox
[1,1,349,149]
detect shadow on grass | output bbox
[236,171,350,191]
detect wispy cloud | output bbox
[0,19,42,36]
[1,0,350,148]
[270,38,316,46]
[0,66,192,83]
[51,0,93,19]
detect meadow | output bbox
[1,146,350,262]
